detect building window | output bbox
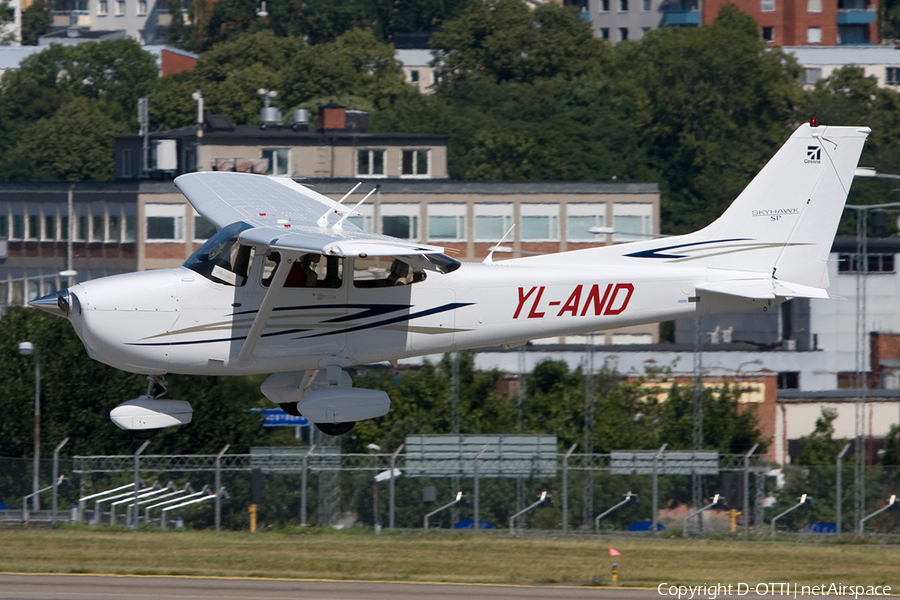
[520,204,560,241]
[777,372,800,389]
[145,203,185,242]
[262,148,290,176]
[641,27,650,37]
[642,0,651,10]
[44,215,55,240]
[808,26,822,44]
[619,0,628,10]
[474,204,513,242]
[762,26,774,42]
[761,0,775,11]
[108,204,121,242]
[567,204,606,241]
[381,204,419,240]
[838,253,896,273]
[115,0,124,15]
[409,70,419,83]
[124,206,137,242]
[91,205,105,242]
[59,216,68,241]
[401,149,429,176]
[137,0,147,14]
[194,215,217,242]
[121,149,133,178]
[357,149,385,176]
[804,67,822,85]
[600,27,609,39]
[98,0,107,14]
[808,0,822,11]
[619,27,628,41]
[12,213,23,240]
[428,204,466,241]
[613,203,652,241]
[887,67,900,85]
[600,0,609,11]
[27,214,38,240]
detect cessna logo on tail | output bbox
[514,283,634,319]
[805,146,821,163]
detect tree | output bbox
[0,0,15,45]
[797,408,845,465]
[612,5,802,233]
[431,0,609,85]
[20,0,51,45]
[4,98,126,181]
[884,423,900,466]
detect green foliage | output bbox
[0,39,160,181]
[0,0,15,45]
[881,423,900,465]
[431,0,608,85]
[4,98,126,181]
[797,408,845,466]
[612,11,802,233]
[20,0,51,46]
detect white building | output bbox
[784,46,900,88]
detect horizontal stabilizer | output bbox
[696,279,830,300]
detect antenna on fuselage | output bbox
[483,224,515,265]
[332,187,377,231]
[317,181,362,228]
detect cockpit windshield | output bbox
[183,221,254,286]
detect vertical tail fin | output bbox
[696,124,869,288]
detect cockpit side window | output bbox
[353,257,426,288]
[263,252,343,289]
[183,222,254,286]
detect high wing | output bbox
[174,172,443,258]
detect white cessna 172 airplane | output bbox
[30,123,869,437]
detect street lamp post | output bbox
[19,341,40,511]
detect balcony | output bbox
[51,10,90,27]
[662,10,700,24]
[837,8,876,24]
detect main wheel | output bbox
[130,428,160,440]
[278,402,302,417]
[315,421,355,436]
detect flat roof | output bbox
[117,125,448,144]
[301,178,659,195]
[779,389,900,401]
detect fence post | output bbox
[52,437,69,525]
[389,444,404,529]
[561,444,577,534]
[215,444,230,532]
[473,445,488,531]
[743,443,759,533]
[836,442,851,536]
[132,440,150,528]
[652,443,667,535]
[301,444,316,525]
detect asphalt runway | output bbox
[0,574,651,600]
[0,574,875,600]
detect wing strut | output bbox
[237,253,296,363]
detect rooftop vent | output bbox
[204,114,234,131]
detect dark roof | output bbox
[116,125,448,145]
[302,178,660,195]
[204,114,234,131]
[393,32,432,49]
[832,235,900,254]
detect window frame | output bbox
[145,203,186,243]
[357,148,387,178]
[427,203,466,242]
[474,203,513,242]
[380,204,420,241]
[612,202,652,242]
[520,204,560,242]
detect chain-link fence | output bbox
[2,452,899,536]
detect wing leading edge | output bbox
[174,172,444,258]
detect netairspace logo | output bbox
[657,582,892,599]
